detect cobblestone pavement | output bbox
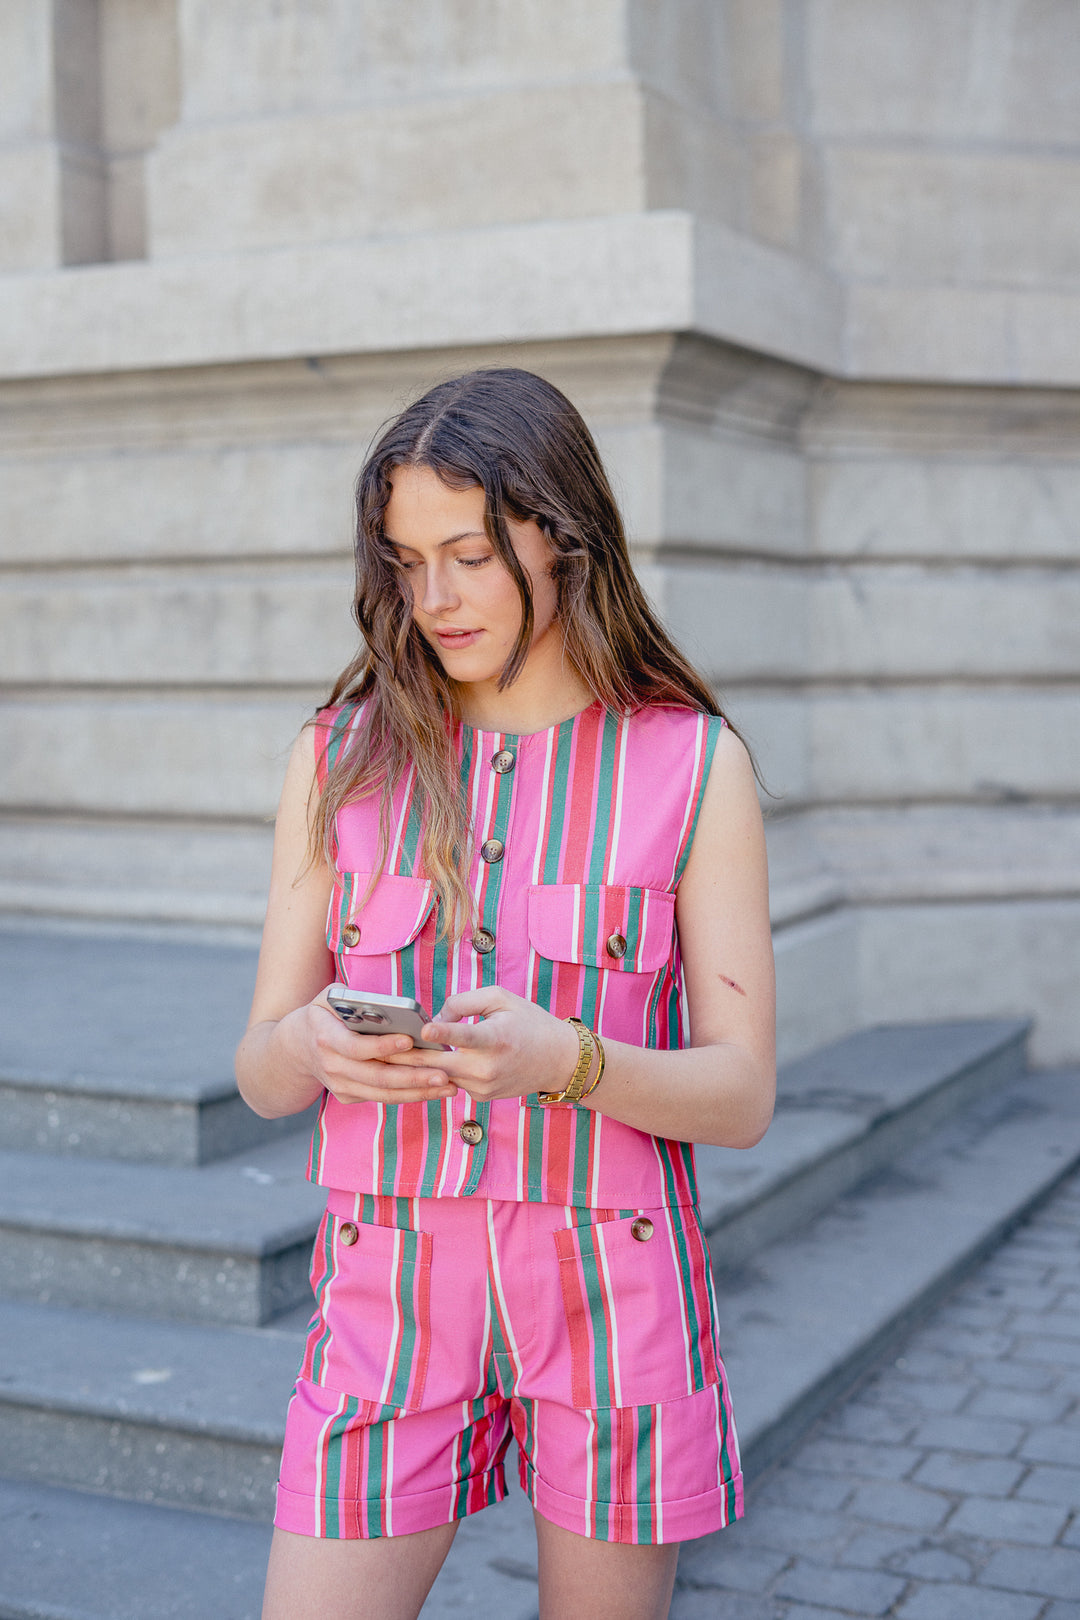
[674,1165,1080,1620]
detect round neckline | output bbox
[455,698,604,744]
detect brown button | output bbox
[605,932,627,960]
[471,928,496,954]
[339,1222,359,1246]
[630,1217,654,1243]
[491,749,516,774]
[342,922,361,948]
[459,1120,484,1147]
[480,839,505,863]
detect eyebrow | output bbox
[387,530,489,552]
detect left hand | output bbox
[421,986,581,1103]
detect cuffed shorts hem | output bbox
[519,1453,744,1546]
[274,1467,509,1540]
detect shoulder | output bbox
[313,700,370,787]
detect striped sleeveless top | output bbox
[308,699,723,1208]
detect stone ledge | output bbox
[0,211,841,380]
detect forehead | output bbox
[384,465,486,546]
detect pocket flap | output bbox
[328,872,437,954]
[527,884,675,974]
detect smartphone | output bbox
[325,986,450,1050]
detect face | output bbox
[383,464,562,698]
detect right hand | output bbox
[284,993,458,1107]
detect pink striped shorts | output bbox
[275,1192,743,1544]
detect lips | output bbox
[433,627,482,649]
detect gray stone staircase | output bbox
[1,924,1078,1619]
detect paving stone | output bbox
[847,1481,952,1531]
[1020,1424,1080,1465]
[822,1403,917,1444]
[774,1559,905,1615]
[1065,1519,1080,1549]
[1013,1336,1080,1367]
[971,1358,1058,1389]
[1064,1294,1080,1313]
[897,1586,1043,1620]
[968,1388,1074,1423]
[755,1467,852,1512]
[1009,1310,1080,1338]
[980,1545,1080,1599]
[932,1302,1012,1330]
[1017,1465,1080,1508]
[910,1414,1025,1456]
[918,1328,1018,1358]
[677,1539,789,1594]
[911,1452,1025,1496]
[967,1283,1066,1311]
[863,1375,973,1414]
[720,1505,850,1557]
[892,1349,972,1380]
[895,1546,976,1581]
[669,1591,779,1620]
[795,1437,921,1482]
[947,1495,1070,1544]
[838,1527,925,1570]
[1043,1605,1080,1620]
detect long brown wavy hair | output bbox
[313,367,735,937]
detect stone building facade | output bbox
[1,1,1077,1063]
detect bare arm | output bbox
[425,727,777,1148]
[235,725,456,1119]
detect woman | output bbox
[236,368,775,1620]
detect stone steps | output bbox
[0,926,1068,1619]
[0,927,309,1166]
[697,1017,1029,1266]
[0,1131,324,1326]
[1,1063,1077,1616]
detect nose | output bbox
[418,559,458,618]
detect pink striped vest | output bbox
[308,700,723,1208]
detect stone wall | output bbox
[1,1,1077,1063]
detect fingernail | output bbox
[395,1038,411,1051]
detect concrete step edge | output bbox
[728,1066,1080,1481]
[698,1018,1030,1265]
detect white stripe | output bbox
[654,1401,663,1541]
[377,1228,403,1406]
[313,1389,349,1535]
[384,1417,395,1536]
[388,761,415,873]
[672,713,706,880]
[604,717,629,884]
[372,1102,384,1190]
[588,1110,602,1206]
[516,1104,527,1202]
[485,1202,525,1379]
[661,1205,695,1396]
[596,1227,623,1408]
[585,1407,596,1535]
[525,728,557,998]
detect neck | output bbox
[452,667,595,737]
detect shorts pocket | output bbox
[554,1206,721,1409]
[301,1211,433,1412]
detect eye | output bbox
[456,554,493,570]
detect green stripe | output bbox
[321,1394,361,1538]
[592,1408,616,1541]
[673,714,723,884]
[635,1405,655,1540]
[579,1236,614,1408]
[385,1233,422,1408]
[418,1100,447,1197]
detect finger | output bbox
[434,987,507,1025]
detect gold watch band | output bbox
[538,1017,594,1106]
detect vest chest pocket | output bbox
[527,883,675,973]
[327,872,437,956]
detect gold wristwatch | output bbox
[538,1017,595,1106]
